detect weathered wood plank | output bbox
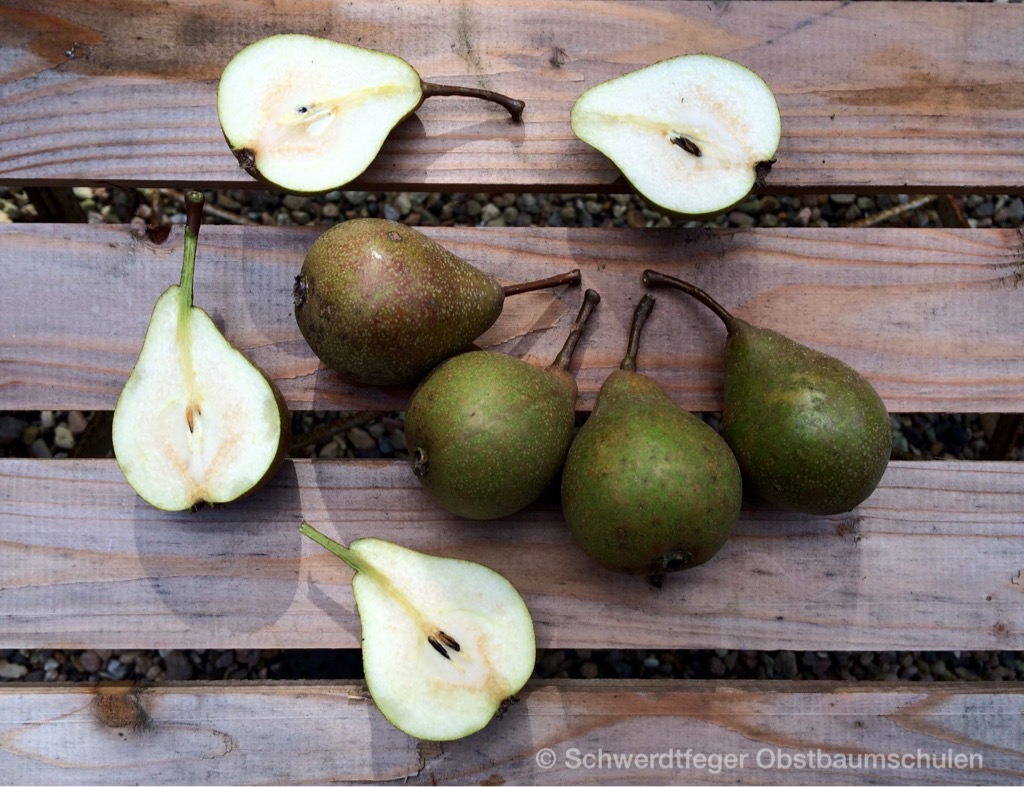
[2,224,1022,413]
[1,458,1021,651]
[0,681,1022,785]
[0,2,1022,191]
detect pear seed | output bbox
[427,636,451,660]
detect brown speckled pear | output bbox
[644,270,892,515]
[294,219,580,386]
[560,295,743,580]
[405,289,600,520]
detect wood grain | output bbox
[1,458,1021,652]
[0,1,1022,190]
[2,224,1022,413]
[0,681,1021,784]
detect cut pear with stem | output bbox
[300,522,536,741]
[571,54,781,217]
[112,191,289,511]
[218,33,525,194]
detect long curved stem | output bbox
[420,82,525,121]
[642,269,739,333]
[621,294,655,372]
[551,288,601,371]
[502,269,581,297]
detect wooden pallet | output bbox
[1,1,1023,783]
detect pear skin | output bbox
[561,295,742,578]
[644,269,892,515]
[406,289,600,519]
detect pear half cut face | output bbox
[217,34,423,193]
[112,286,286,511]
[350,538,536,741]
[571,54,782,217]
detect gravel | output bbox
[1,185,1022,684]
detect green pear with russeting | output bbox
[644,269,892,515]
[294,219,581,386]
[406,288,600,520]
[560,295,743,580]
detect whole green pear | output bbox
[294,219,580,386]
[405,289,600,520]
[561,295,743,578]
[644,270,892,515]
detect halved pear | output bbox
[112,191,289,511]
[301,523,536,741]
[570,54,781,217]
[217,34,525,194]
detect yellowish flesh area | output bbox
[349,540,535,741]
[112,288,282,510]
[217,34,422,192]
[571,55,781,215]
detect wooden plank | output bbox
[1,458,1022,652]
[0,680,1022,785]
[2,224,1022,413]
[0,1,1022,191]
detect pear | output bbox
[112,192,289,511]
[217,33,525,194]
[644,270,892,515]
[300,522,535,741]
[405,289,600,520]
[560,295,743,579]
[570,54,781,217]
[294,218,581,386]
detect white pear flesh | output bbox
[217,34,423,193]
[570,54,782,217]
[112,287,285,511]
[302,526,536,741]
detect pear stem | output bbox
[642,269,738,333]
[551,288,601,371]
[502,268,581,297]
[420,82,525,122]
[178,191,205,430]
[300,521,364,574]
[621,294,656,372]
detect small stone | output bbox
[347,427,377,452]
[28,438,52,458]
[626,209,646,228]
[0,661,28,679]
[40,411,56,430]
[343,191,368,206]
[390,429,407,451]
[0,414,27,442]
[53,423,75,450]
[727,211,756,229]
[708,656,726,676]
[382,203,401,221]
[317,440,341,459]
[465,199,482,217]
[104,659,129,680]
[378,435,394,454]
[393,193,412,216]
[282,194,307,211]
[163,650,195,680]
[67,410,89,435]
[72,187,95,200]
[321,202,340,219]
[830,193,857,205]
[774,650,798,678]
[480,203,501,222]
[79,650,103,673]
[580,661,600,679]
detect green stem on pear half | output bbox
[178,190,205,432]
[420,82,525,122]
[621,293,656,372]
[642,269,740,334]
[299,521,435,640]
